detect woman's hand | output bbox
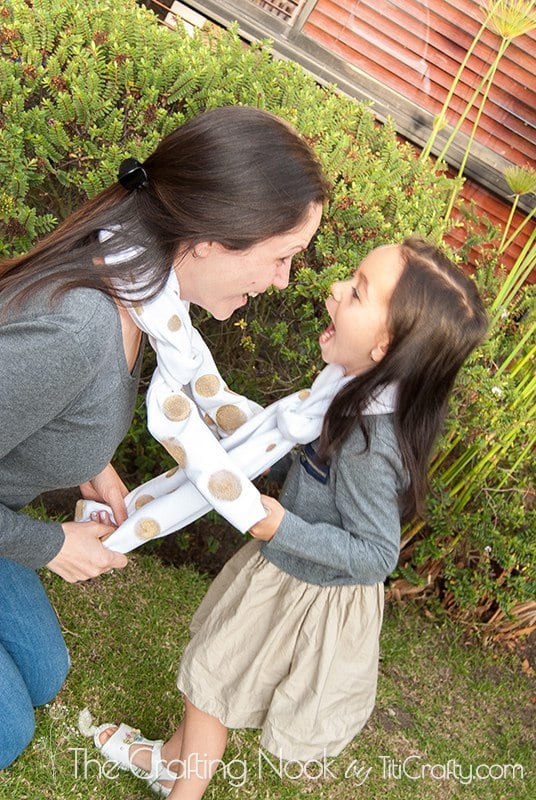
[79,463,129,525]
[47,520,128,583]
[248,495,285,541]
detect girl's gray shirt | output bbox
[0,286,142,569]
[261,416,406,586]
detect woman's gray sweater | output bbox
[0,286,142,568]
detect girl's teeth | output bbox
[248,291,259,298]
[319,323,335,344]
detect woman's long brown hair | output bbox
[1,106,328,306]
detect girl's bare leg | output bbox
[97,697,226,798]
[161,719,184,764]
[97,723,184,791]
[166,697,228,799]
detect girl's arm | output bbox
[248,495,285,540]
[253,429,405,585]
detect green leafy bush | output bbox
[2,0,533,634]
[0,0,456,390]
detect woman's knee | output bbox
[0,705,35,770]
[30,640,70,707]
[0,558,70,707]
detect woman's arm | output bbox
[79,463,129,526]
[0,316,128,576]
[48,519,127,582]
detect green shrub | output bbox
[2,0,533,633]
[1,0,456,400]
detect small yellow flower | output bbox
[483,0,536,39]
[504,165,536,195]
[240,335,256,353]
[0,192,15,216]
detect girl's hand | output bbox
[249,495,285,541]
[47,520,128,583]
[79,463,129,525]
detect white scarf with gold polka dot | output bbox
[77,264,395,552]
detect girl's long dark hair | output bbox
[318,237,488,521]
[0,106,328,305]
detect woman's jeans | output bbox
[0,558,69,769]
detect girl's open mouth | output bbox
[319,322,335,344]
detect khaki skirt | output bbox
[177,539,384,761]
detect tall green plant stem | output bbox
[435,39,510,169]
[500,203,536,254]
[419,3,499,162]
[500,193,521,252]
[437,351,535,476]
[489,225,536,327]
[437,363,534,488]
[442,33,516,221]
[453,418,534,511]
[494,320,536,378]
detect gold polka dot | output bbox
[167,314,182,331]
[266,443,276,452]
[165,466,179,478]
[208,470,242,501]
[195,374,220,397]
[162,440,187,468]
[135,518,161,540]
[204,413,215,427]
[163,395,191,421]
[133,303,144,316]
[74,499,85,521]
[215,404,247,433]
[134,494,155,510]
[299,389,311,401]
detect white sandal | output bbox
[79,710,176,797]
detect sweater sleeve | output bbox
[0,317,92,567]
[263,437,402,584]
[0,507,65,569]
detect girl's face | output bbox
[175,202,323,320]
[320,244,404,376]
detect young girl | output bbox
[92,236,488,797]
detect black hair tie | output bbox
[118,158,148,190]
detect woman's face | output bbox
[175,202,323,320]
[320,244,404,376]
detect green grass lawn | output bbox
[1,553,533,800]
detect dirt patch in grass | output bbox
[148,518,244,576]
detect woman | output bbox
[0,105,328,768]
